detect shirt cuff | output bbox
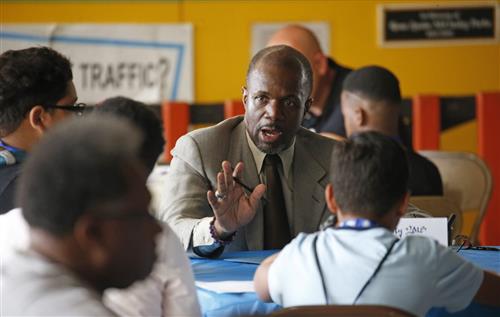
[192,217,217,247]
[192,217,225,257]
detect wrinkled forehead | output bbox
[247,62,307,95]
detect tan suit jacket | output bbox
[159,116,336,252]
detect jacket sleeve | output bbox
[157,134,218,251]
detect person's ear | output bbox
[73,214,109,268]
[304,98,313,114]
[28,106,50,134]
[242,87,248,109]
[354,106,366,127]
[314,53,328,76]
[325,183,338,216]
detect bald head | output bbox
[267,24,323,60]
[247,45,313,97]
[267,25,330,103]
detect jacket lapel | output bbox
[292,140,329,234]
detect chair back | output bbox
[408,196,463,240]
[270,305,415,317]
[418,151,492,244]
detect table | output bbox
[192,250,279,317]
[191,248,500,317]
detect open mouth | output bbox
[260,126,283,143]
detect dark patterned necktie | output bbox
[263,154,291,249]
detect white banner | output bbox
[0,24,194,104]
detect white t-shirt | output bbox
[0,208,29,262]
[104,224,201,317]
[0,208,201,317]
[2,249,116,316]
[268,227,484,317]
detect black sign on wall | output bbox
[379,3,498,45]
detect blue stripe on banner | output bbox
[172,45,184,100]
[0,31,185,100]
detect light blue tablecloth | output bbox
[192,250,280,317]
[191,248,500,317]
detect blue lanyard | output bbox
[0,140,22,153]
[337,218,380,230]
[0,140,26,165]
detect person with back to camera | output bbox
[2,115,162,315]
[254,132,500,316]
[159,45,337,258]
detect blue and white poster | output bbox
[0,24,194,104]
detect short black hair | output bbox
[94,96,165,173]
[342,65,401,105]
[0,47,73,136]
[247,45,313,97]
[18,115,142,236]
[330,131,409,217]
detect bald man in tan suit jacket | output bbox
[159,46,337,257]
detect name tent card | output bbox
[395,217,448,246]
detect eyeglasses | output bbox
[43,103,87,116]
[453,235,499,252]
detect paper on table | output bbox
[195,280,255,294]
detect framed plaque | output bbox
[378,2,499,47]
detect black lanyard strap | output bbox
[312,235,329,304]
[313,235,399,305]
[352,238,399,304]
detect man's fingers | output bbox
[233,161,244,178]
[249,184,266,207]
[222,161,233,189]
[207,190,219,208]
[216,171,227,195]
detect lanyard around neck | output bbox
[337,218,380,230]
[312,233,399,305]
[0,140,26,165]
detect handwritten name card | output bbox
[395,217,448,246]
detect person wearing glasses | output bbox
[0,46,84,214]
[254,132,499,316]
[2,115,163,315]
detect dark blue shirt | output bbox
[302,58,352,137]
